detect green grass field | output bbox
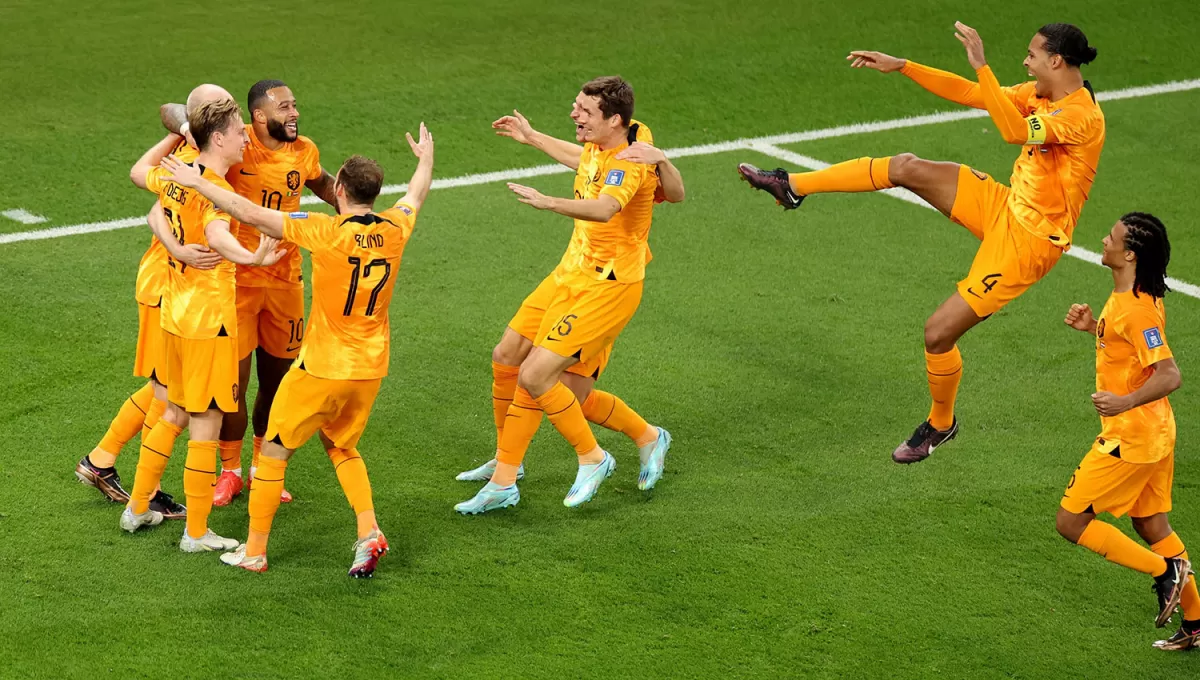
[4,1,1200,677]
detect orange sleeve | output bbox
[381,204,417,239]
[282,211,336,251]
[1118,305,1173,367]
[901,61,1028,110]
[1022,101,1099,146]
[306,143,323,182]
[597,158,647,209]
[145,166,166,194]
[975,66,1036,145]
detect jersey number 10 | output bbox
[343,256,391,316]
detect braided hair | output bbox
[1037,24,1097,67]
[1121,212,1170,298]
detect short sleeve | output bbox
[597,157,647,209]
[305,143,323,182]
[381,203,417,240]
[200,200,230,229]
[1118,304,1173,367]
[282,211,337,251]
[145,166,167,194]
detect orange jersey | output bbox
[1094,290,1175,464]
[227,125,323,289]
[135,137,198,305]
[281,202,417,380]
[556,120,660,283]
[999,80,1105,247]
[145,163,238,340]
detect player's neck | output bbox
[338,202,373,216]
[197,150,232,176]
[597,128,629,151]
[1048,72,1085,102]
[1111,264,1135,293]
[252,124,285,152]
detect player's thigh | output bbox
[257,287,305,360]
[559,371,596,402]
[320,379,383,451]
[888,154,962,218]
[1061,446,1159,518]
[264,368,338,450]
[188,408,224,441]
[507,273,558,343]
[254,346,294,395]
[1131,453,1175,519]
[956,214,1062,318]
[235,286,266,361]
[946,165,1010,239]
[925,293,986,353]
[536,278,643,372]
[166,334,241,415]
[494,326,534,366]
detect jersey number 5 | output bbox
[343,256,391,316]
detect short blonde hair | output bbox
[188,98,243,150]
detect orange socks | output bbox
[246,455,288,556]
[491,362,520,452]
[1151,532,1200,620]
[219,441,242,474]
[536,382,603,464]
[183,441,218,539]
[329,448,375,539]
[143,398,166,439]
[789,157,895,196]
[496,388,543,471]
[91,382,155,468]
[129,419,183,513]
[1078,520,1166,576]
[581,390,653,444]
[251,435,264,471]
[926,346,962,431]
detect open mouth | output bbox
[285,121,298,135]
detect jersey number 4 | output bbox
[343,256,391,316]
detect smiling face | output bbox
[1023,33,1061,98]
[569,91,621,145]
[215,114,250,165]
[258,86,300,143]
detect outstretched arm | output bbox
[616,143,685,203]
[507,184,621,222]
[204,220,286,266]
[131,134,184,190]
[952,22,1030,144]
[161,156,285,239]
[493,110,583,169]
[398,123,435,213]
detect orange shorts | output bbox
[508,273,613,379]
[532,271,642,379]
[235,285,305,360]
[1061,445,1174,518]
[265,366,382,451]
[133,303,167,384]
[162,332,240,413]
[950,165,1063,317]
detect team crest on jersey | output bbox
[1143,327,1164,349]
[287,170,301,191]
[605,169,625,186]
[289,212,308,219]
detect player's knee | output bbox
[1056,509,1087,544]
[516,359,554,396]
[923,319,955,353]
[888,153,921,185]
[1132,514,1172,544]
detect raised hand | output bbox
[492,110,535,145]
[846,50,907,73]
[406,122,434,159]
[1064,303,1095,332]
[954,21,988,70]
[507,182,552,210]
[161,155,201,187]
[616,142,667,165]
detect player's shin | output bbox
[536,382,603,464]
[926,346,963,431]
[1151,533,1200,620]
[789,157,895,196]
[1079,520,1167,575]
[182,441,219,539]
[129,420,183,513]
[92,382,155,468]
[246,455,288,556]
[329,448,376,539]
[581,389,657,461]
[493,388,544,485]
[492,362,521,452]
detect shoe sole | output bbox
[638,430,673,491]
[1157,560,1193,628]
[456,493,520,515]
[349,541,389,578]
[75,467,130,503]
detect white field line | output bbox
[748,142,1200,300]
[1,208,48,224]
[1,77,1197,248]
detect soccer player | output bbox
[1058,213,1198,651]
[160,124,434,576]
[121,98,286,553]
[161,79,338,507]
[74,84,231,518]
[738,23,1104,463]
[455,113,685,491]
[455,76,682,514]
